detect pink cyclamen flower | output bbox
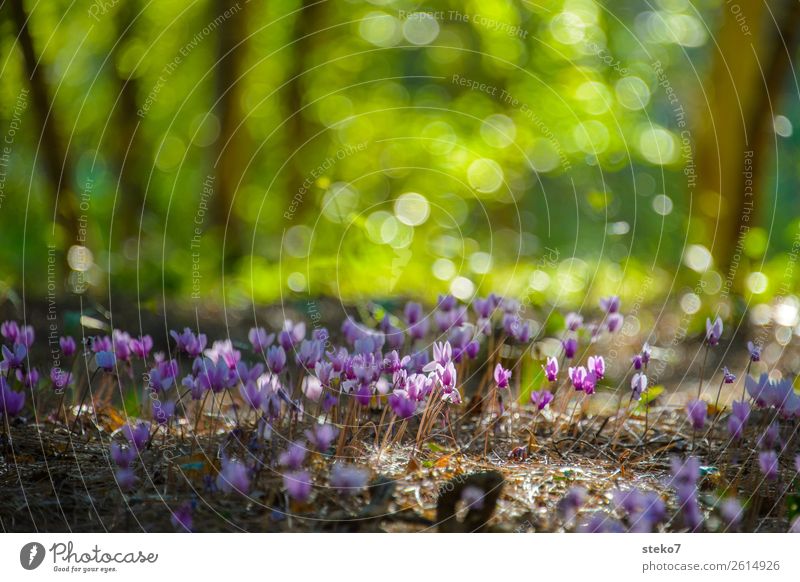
[494,363,512,389]
[588,355,605,379]
[544,356,559,382]
[59,336,77,357]
[530,389,554,410]
[759,451,779,481]
[705,316,723,346]
[129,335,153,359]
[568,366,587,391]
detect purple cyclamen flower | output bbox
[438,293,457,312]
[606,312,623,333]
[171,503,194,532]
[669,456,700,489]
[16,367,39,388]
[727,400,750,440]
[129,335,153,359]
[565,312,583,331]
[472,297,495,319]
[544,356,559,382]
[494,363,512,389]
[758,422,781,449]
[720,498,743,530]
[284,470,312,502]
[115,468,138,492]
[95,351,116,372]
[266,346,287,374]
[431,341,453,367]
[404,301,424,324]
[59,336,77,357]
[121,423,150,452]
[600,295,620,313]
[197,358,233,393]
[578,512,624,533]
[151,400,175,426]
[0,379,25,417]
[112,330,131,361]
[110,443,137,469]
[1,321,19,343]
[722,367,736,384]
[148,365,175,393]
[705,316,723,346]
[217,458,250,494]
[631,372,647,400]
[304,424,339,452]
[759,451,779,481]
[239,381,264,410]
[558,486,587,522]
[747,341,761,362]
[388,391,417,419]
[248,327,274,352]
[686,399,707,430]
[330,464,369,496]
[170,328,207,358]
[16,325,34,348]
[279,441,307,470]
[569,366,587,391]
[1,343,26,370]
[92,336,113,353]
[641,342,651,364]
[50,368,72,391]
[562,337,577,359]
[295,339,324,369]
[588,355,605,379]
[530,389,554,410]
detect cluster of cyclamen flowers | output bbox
[558,456,753,533]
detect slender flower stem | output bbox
[697,344,709,400]
[742,360,752,401]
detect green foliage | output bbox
[0,0,797,308]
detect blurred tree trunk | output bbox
[211,0,249,266]
[7,0,80,243]
[111,0,145,245]
[284,0,324,225]
[694,0,800,281]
